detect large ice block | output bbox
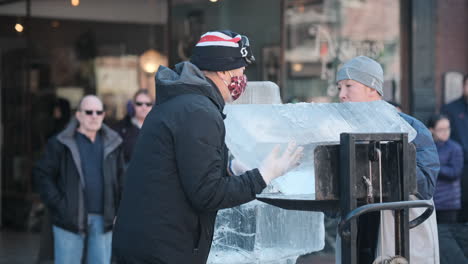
[208,100,415,263]
[223,100,416,196]
[232,81,283,105]
[208,201,325,264]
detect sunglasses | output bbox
[135,101,153,107]
[82,110,104,116]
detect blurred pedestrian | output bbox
[441,74,468,222]
[427,114,464,223]
[113,90,154,165]
[47,97,72,138]
[34,95,125,264]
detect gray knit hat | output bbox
[336,56,384,96]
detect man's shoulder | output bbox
[398,113,433,142]
[47,134,64,146]
[41,135,67,158]
[171,94,220,116]
[398,112,424,128]
[442,97,464,113]
[173,92,214,105]
[101,124,123,146]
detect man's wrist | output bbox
[258,168,271,185]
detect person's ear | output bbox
[216,71,229,83]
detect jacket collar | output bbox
[57,118,122,188]
[57,118,122,156]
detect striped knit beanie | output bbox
[190,30,255,72]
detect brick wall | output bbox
[435,0,468,110]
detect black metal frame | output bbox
[338,133,433,264]
[257,133,434,264]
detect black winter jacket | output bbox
[112,62,266,264]
[113,115,141,165]
[34,119,125,233]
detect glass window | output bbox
[284,0,400,103]
[0,0,168,226]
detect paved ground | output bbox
[0,229,334,264]
[0,229,40,264]
[298,254,334,264]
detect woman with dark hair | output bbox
[113,89,154,165]
[428,114,464,223]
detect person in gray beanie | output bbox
[335,56,440,264]
[111,30,303,264]
[336,55,384,97]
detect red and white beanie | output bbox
[190,30,255,71]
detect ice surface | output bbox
[232,81,283,105]
[207,100,415,263]
[223,100,416,196]
[208,200,325,264]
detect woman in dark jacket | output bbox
[428,114,464,223]
[113,90,153,165]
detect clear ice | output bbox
[207,200,324,264]
[224,100,416,196]
[207,100,416,263]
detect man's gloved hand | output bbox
[259,141,304,185]
[229,159,250,176]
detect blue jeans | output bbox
[53,214,112,264]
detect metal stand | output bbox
[338,133,432,264]
[257,133,434,264]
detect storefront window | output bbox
[0,0,168,227]
[283,0,400,103]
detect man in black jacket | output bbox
[34,95,125,264]
[112,30,303,264]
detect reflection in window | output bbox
[284,0,400,103]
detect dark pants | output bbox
[436,210,459,224]
[459,163,468,222]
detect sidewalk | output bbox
[0,228,335,264]
[0,229,39,264]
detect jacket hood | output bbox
[155,61,225,112]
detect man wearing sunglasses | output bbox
[113,89,154,165]
[34,95,125,264]
[112,30,303,264]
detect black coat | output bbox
[112,62,266,264]
[33,119,125,233]
[113,115,141,165]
